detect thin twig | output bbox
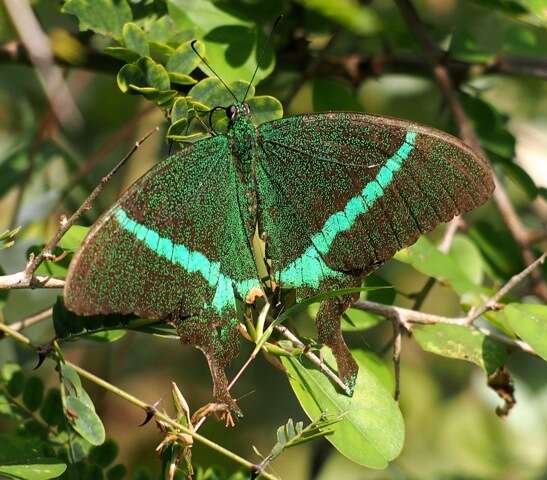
[7,307,53,332]
[0,321,279,480]
[0,271,65,289]
[439,216,463,254]
[466,252,547,325]
[392,321,402,401]
[274,324,352,396]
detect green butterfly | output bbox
[64,88,493,417]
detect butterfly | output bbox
[64,77,494,419]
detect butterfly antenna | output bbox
[242,14,283,103]
[191,40,239,103]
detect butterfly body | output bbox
[64,106,494,417]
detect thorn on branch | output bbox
[34,341,54,369]
[140,402,160,426]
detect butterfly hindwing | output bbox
[257,112,494,294]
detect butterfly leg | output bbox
[173,313,242,420]
[315,278,360,396]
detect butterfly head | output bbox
[227,102,251,122]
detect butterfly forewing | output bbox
[64,135,260,320]
[257,112,493,294]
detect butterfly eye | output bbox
[242,103,250,115]
[227,105,238,120]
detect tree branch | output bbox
[7,307,53,332]
[274,323,352,396]
[0,271,65,289]
[353,252,546,356]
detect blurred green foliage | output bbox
[0,0,546,479]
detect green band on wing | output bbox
[114,208,260,313]
[277,130,417,288]
[115,131,416,306]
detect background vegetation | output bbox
[0,0,546,479]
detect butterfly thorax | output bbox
[227,115,258,171]
[226,113,259,235]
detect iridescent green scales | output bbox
[64,107,494,415]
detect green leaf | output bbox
[468,222,523,278]
[89,439,118,467]
[171,97,188,123]
[0,2,16,43]
[169,0,274,84]
[460,93,515,161]
[166,40,204,74]
[264,415,340,465]
[3,363,25,397]
[498,161,538,199]
[104,46,140,63]
[65,396,106,446]
[448,234,485,285]
[22,377,44,412]
[83,330,127,342]
[505,303,547,360]
[247,96,283,126]
[62,0,132,38]
[168,72,197,85]
[0,226,20,250]
[297,0,381,35]
[59,363,94,410]
[167,119,188,139]
[342,308,384,331]
[123,23,150,57]
[469,0,547,27]
[395,236,488,302]
[149,41,175,64]
[189,78,249,108]
[58,225,89,252]
[413,324,508,374]
[0,392,17,419]
[281,349,404,468]
[135,57,170,91]
[0,147,51,199]
[117,63,146,93]
[0,434,66,480]
[117,57,171,94]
